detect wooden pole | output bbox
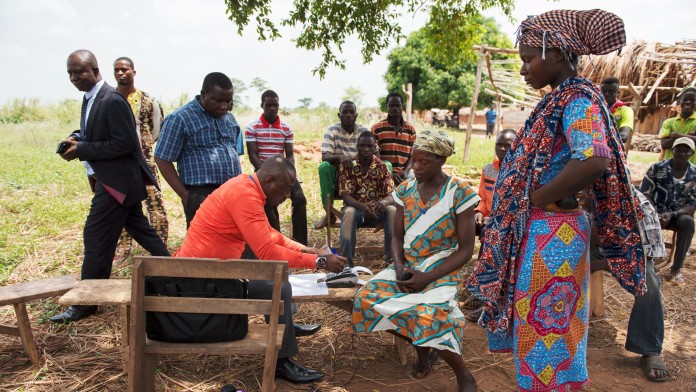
[402,83,413,122]
[496,98,502,136]
[464,47,485,162]
[625,83,644,155]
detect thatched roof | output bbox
[579,40,696,112]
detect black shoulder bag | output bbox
[144,277,248,343]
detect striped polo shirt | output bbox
[245,115,293,162]
[321,123,369,158]
[370,118,417,172]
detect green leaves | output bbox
[223,0,516,78]
[383,16,513,111]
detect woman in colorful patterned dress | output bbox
[352,130,480,392]
[467,10,647,392]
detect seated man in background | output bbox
[315,101,369,229]
[659,87,696,163]
[640,136,696,286]
[586,187,670,382]
[600,76,635,144]
[371,92,416,184]
[174,156,347,383]
[474,129,516,234]
[338,132,395,267]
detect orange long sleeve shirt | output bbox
[474,158,500,218]
[174,173,317,268]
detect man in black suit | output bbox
[51,50,170,323]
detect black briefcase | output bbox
[144,277,248,343]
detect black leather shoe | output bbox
[49,305,97,323]
[294,323,321,337]
[275,358,323,383]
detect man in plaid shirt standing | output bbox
[154,72,244,228]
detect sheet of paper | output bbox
[289,273,329,297]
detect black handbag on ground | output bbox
[144,277,248,343]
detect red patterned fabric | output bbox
[466,77,646,335]
[517,9,626,57]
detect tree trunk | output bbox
[464,48,485,161]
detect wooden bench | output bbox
[128,256,286,392]
[57,275,411,371]
[0,275,77,364]
[294,285,411,365]
[58,278,132,366]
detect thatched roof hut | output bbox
[579,40,696,133]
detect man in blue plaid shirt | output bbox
[155,72,244,228]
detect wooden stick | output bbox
[643,64,671,104]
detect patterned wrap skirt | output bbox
[352,248,467,354]
[488,208,590,391]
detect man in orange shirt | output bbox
[175,156,346,383]
[474,129,517,233]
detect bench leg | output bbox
[14,303,40,365]
[121,304,130,369]
[394,336,409,365]
[589,271,605,317]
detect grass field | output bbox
[0,102,661,285]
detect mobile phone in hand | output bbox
[555,195,579,210]
[56,141,71,154]
[399,271,413,281]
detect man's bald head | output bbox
[67,49,101,92]
[68,50,99,69]
[257,155,297,207]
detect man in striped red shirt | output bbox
[371,92,417,184]
[245,90,307,244]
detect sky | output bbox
[0,0,694,109]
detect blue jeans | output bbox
[625,258,663,356]
[339,205,395,267]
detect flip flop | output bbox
[640,355,670,382]
[461,297,483,310]
[465,306,484,323]
[411,350,439,379]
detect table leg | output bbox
[14,303,40,365]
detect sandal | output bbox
[461,297,483,310]
[640,355,670,382]
[411,350,439,379]
[667,272,685,286]
[465,306,484,323]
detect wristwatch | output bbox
[315,256,327,270]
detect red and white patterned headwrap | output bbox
[517,9,626,61]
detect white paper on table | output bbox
[289,273,328,297]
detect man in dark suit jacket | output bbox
[51,49,170,323]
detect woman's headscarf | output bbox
[413,129,455,158]
[517,9,626,61]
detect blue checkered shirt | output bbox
[155,96,243,186]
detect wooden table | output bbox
[0,275,77,364]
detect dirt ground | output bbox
[1,230,695,391]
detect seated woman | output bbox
[352,130,479,392]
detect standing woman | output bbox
[353,130,480,392]
[467,9,647,392]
